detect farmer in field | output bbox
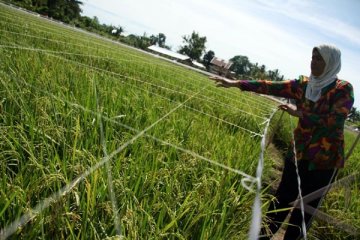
[210,44,354,239]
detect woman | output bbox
[210,44,354,239]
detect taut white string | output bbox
[289,114,307,239]
[248,108,278,240]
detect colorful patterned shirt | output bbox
[239,76,354,170]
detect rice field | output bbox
[0,3,359,240]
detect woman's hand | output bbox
[278,104,303,118]
[209,76,240,88]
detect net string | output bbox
[289,112,308,239]
[248,108,278,240]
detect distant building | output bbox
[147,45,206,69]
[209,57,234,78]
[191,60,206,70]
[148,45,189,61]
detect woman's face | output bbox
[311,49,326,77]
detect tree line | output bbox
[177,31,284,81]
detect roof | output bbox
[148,45,190,61]
[210,57,233,69]
[192,60,206,69]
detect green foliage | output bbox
[3,0,129,42]
[229,55,284,81]
[6,0,83,22]
[178,31,207,61]
[122,33,152,50]
[125,32,171,50]
[230,55,251,77]
[348,107,360,123]
[149,33,167,48]
[202,50,215,70]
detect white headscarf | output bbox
[305,44,342,102]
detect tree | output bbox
[229,55,251,77]
[32,0,48,13]
[10,0,35,10]
[158,33,166,47]
[149,33,166,47]
[248,63,267,79]
[348,107,360,122]
[47,0,83,22]
[66,0,83,20]
[124,33,152,50]
[178,31,207,61]
[111,26,124,36]
[249,62,259,79]
[272,69,284,81]
[202,50,215,70]
[149,34,158,45]
[139,34,152,49]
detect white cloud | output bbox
[252,0,360,46]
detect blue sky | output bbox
[82,0,360,107]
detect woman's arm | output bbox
[209,76,304,100]
[210,76,241,88]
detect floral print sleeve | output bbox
[238,78,305,100]
[238,77,354,170]
[300,82,354,128]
